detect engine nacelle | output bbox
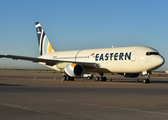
[124,73,140,78]
[64,63,83,77]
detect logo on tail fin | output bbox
[35,22,55,55]
[37,28,41,34]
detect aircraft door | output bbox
[131,51,136,61]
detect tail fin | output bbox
[35,22,55,55]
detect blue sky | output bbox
[0,0,167,70]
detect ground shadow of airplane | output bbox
[0,84,26,86]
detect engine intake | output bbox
[64,63,83,77]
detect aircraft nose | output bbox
[157,56,165,67]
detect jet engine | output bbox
[64,63,83,77]
[124,73,140,78]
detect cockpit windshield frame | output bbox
[146,52,159,56]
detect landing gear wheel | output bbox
[103,77,107,81]
[62,75,67,81]
[95,73,107,82]
[68,76,74,81]
[99,77,107,81]
[143,79,150,83]
[100,77,103,81]
[70,77,74,81]
[100,77,107,81]
[62,75,74,81]
[95,76,99,81]
[143,71,151,84]
[66,76,71,81]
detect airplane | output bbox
[0,22,165,83]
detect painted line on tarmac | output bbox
[1,93,168,116]
[0,102,57,115]
[0,102,33,110]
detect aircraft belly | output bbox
[84,68,111,73]
[102,61,140,73]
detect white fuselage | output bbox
[38,46,164,74]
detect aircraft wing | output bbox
[0,54,100,68]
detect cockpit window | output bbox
[146,52,159,56]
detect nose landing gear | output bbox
[143,72,150,83]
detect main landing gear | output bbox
[62,75,74,81]
[143,72,150,83]
[95,73,107,81]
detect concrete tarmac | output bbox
[0,71,168,120]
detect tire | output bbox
[62,75,67,81]
[95,76,99,81]
[66,76,70,81]
[70,77,74,81]
[100,77,107,81]
[103,77,107,81]
[143,79,150,83]
[87,76,90,79]
[146,79,150,83]
[100,77,103,81]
